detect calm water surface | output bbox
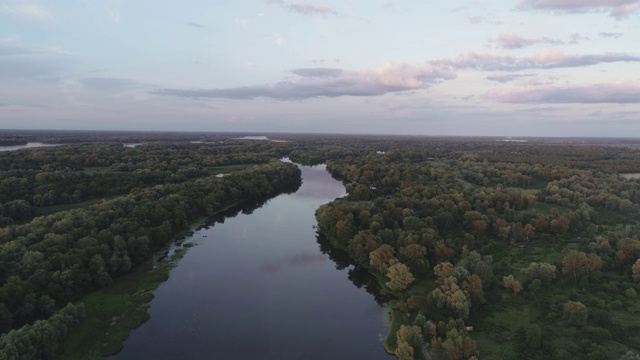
[114,163,392,360]
[0,142,59,151]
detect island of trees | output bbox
[0,131,639,360]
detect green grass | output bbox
[595,208,634,226]
[384,305,405,354]
[56,249,188,360]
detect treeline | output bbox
[0,138,301,359]
[0,141,292,224]
[0,303,85,360]
[0,160,300,331]
[313,143,640,359]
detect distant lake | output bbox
[113,162,392,360]
[0,142,59,152]
[235,136,270,140]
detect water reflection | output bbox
[0,142,59,152]
[258,252,326,274]
[316,233,391,307]
[114,162,390,360]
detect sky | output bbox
[0,0,639,136]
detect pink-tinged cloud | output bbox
[490,33,566,49]
[488,81,640,103]
[431,50,640,71]
[288,3,337,15]
[518,0,640,19]
[263,0,337,16]
[157,62,456,100]
[493,33,540,49]
[486,73,535,83]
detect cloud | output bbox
[491,33,540,49]
[518,0,640,19]
[156,62,456,100]
[288,3,336,15]
[0,40,75,82]
[186,21,205,28]
[272,32,285,46]
[599,31,623,38]
[488,81,640,103]
[431,50,640,72]
[80,77,141,91]
[290,67,343,78]
[489,33,585,49]
[234,18,249,29]
[1,2,49,19]
[0,57,70,82]
[104,7,120,22]
[0,42,33,56]
[264,0,337,16]
[469,15,504,24]
[486,73,535,83]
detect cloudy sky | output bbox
[1,0,639,136]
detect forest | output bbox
[0,131,639,360]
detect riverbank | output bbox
[384,305,405,354]
[56,248,188,359]
[55,198,267,359]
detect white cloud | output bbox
[431,50,640,71]
[263,0,337,16]
[487,81,640,103]
[272,32,285,46]
[156,62,456,100]
[489,33,566,49]
[2,1,49,19]
[235,18,249,29]
[105,7,120,22]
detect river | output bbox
[0,142,59,151]
[113,163,393,360]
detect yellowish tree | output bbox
[503,275,523,295]
[386,263,415,291]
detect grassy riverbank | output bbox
[55,197,268,359]
[384,306,405,354]
[56,249,187,360]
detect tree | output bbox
[399,243,428,274]
[434,240,454,263]
[429,277,471,319]
[616,238,640,265]
[633,259,640,282]
[386,263,415,291]
[503,275,523,295]
[412,314,427,327]
[369,244,397,273]
[563,301,587,326]
[521,262,557,284]
[618,351,640,360]
[397,325,423,349]
[562,250,602,282]
[396,341,415,360]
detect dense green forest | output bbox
[307,138,640,360]
[1,131,639,360]
[0,134,302,359]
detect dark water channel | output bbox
[113,163,392,360]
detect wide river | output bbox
[113,163,392,360]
